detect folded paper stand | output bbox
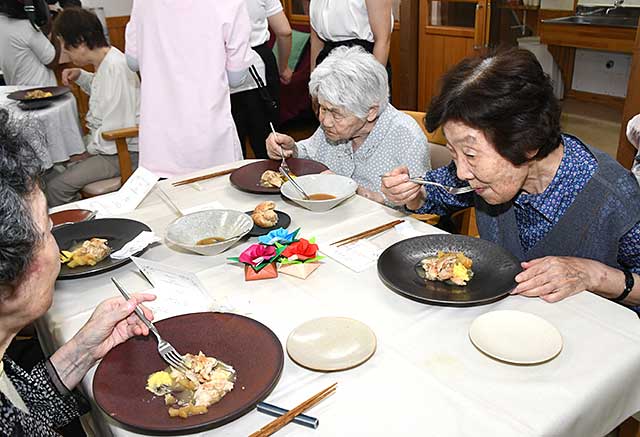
[245,263,278,281]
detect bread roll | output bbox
[252,201,278,227]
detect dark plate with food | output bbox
[244,210,291,237]
[53,218,151,279]
[93,312,284,434]
[229,158,328,194]
[377,234,521,307]
[6,86,71,102]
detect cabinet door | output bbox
[283,0,310,24]
[417,0,490,110]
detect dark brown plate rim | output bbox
[229,158,328,194]
[92,312,284,435]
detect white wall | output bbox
[578,0,640,6]
[540,0,574,10]
[85,0,132,17]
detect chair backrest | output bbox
[403,110,451,169]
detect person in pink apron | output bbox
[125,0,254,178]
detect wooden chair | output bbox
[402,111,479,237]
[80,127,139,198]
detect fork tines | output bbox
[249,383,337,437]
[162,346,189,373]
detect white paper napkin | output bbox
[319,239,383,273]
[110,231,161,260]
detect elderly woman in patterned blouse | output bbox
[382,48,640,309]
[266,45,430,204]
[0,109,156,434]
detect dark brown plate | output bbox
[6,85,70,102]
[53,218,151,279]
[50,209,96,228]
[378,234,521,307]
[93,312,284,435]
[230,158,328,194]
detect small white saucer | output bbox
[469,310,563,365]
[287,317,377,371]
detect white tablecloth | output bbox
[0,86,85,168]
[40,161,640,437]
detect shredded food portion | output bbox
[145,352,235,418]
[421,251,474,286]
[59,238,110,268]
[25,89,53,99]
[259,170,288,188]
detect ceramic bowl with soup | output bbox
[165,209,253,256]
[280,174,358,212]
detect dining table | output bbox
[39,160,640,437]
[0,85,85,168]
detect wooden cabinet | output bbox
[417,0,491,110]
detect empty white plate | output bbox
[287,317,377,371]
[469,310,563,364]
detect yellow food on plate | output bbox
[60,238,111,268]
[25,89,53,99]
[145,352,235,418]
[421,251,474,286]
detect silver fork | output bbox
[111,277,237,379]
[408,178,475,195]
[269,122,292,174]
[111,278,189,373]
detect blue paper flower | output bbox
[258,227,299,246]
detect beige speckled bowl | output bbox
[165,209,252,256]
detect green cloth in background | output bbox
[272,29,310,72]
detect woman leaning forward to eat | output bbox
[382,48,640,310]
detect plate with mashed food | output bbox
[229,158,328,194]
[377,235,521,307]
[6,85,71,102]
[53,218,151,279]
[93,312,284,434]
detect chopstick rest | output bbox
[256,402,319,429]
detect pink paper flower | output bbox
[238,244,276,267]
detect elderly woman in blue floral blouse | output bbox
[266,45,430,204]
[382,48,640,309]
[0,109,156,435]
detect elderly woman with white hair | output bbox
[266,46,430,204]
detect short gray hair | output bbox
[309,46,389,119]
[0,109,44,290]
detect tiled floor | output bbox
[561,98,622,158]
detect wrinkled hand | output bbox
[279,67,293,85]
[512,256,597,303]
[266,131,296,160]
[380,166,425,210]
[73,293,156,361]
[61,68,81,86]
